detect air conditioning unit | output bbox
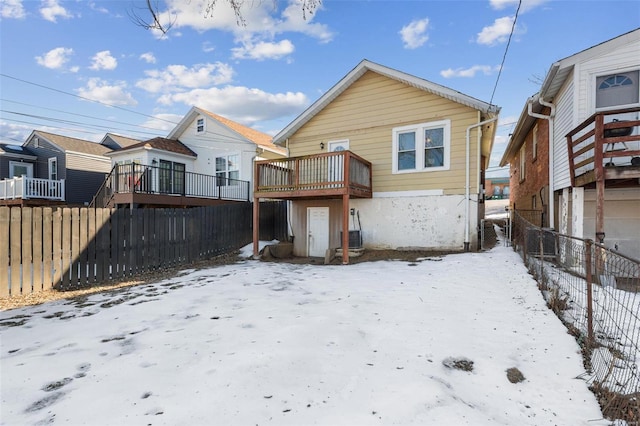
[340,230,363,249]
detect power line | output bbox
[489,0,522,107]
[0,73,180,126]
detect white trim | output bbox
[274,60,498,144]
[48,157,58,181]
[373,189,444,198]
[9,161,33,178]
[391,119,451,174]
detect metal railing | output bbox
[91,163,250,208]
[0,176,65,201]
[255,150,372,196]
[508,210,640,423]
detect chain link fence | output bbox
[508,210,640,423]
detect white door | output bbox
[328,140,349,184]
[307,207,329,257]
[9,161,33,178]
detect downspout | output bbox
[465,116,499,251]
[527,96,556,229]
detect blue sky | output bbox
[1,0,638,176]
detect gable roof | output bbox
[274,59,500,144]
[167,106,286,156]
[500,28,640,166]
[30,130,112,156]
[107,137,197,158]
[539,28,640,102]
[101,133,142,149]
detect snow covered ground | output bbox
[1,235,608,425]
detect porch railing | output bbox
[91,163,250,208]
[567,107,640,186]
[0,177,65,201]
[255,151,372,198]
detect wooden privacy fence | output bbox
[0,202,288,297]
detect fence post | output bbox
[585,239,594,344]
[539,227,544,278]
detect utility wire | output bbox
[489,0,522,107]
[0,73,179,126]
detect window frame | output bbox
[9,161,33,178]
[392,119,451,174]
[519,143,526,183]
[196,117,205,133]
[595,69,640,111]
[215,153,240,186]
[48,157,58,181]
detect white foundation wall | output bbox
[351,194,476,251]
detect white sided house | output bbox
[531,29,640,256]
[253,60,500,262]
[95,107,286,208]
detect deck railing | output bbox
[91,163,249,208]
[0,177,65,201]
[567,107,640,187]
[255,151,372,198]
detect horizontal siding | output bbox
[553,79,574,190]
[66,153,111,173]
[289,71,482,195]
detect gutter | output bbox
[465,116,498,251]
[527,96,556,229]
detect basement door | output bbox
[307,207,329,257]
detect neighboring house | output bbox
[1,131,112,206]
[0,143,49,205]
[94,107,286,208]
[100,133,141,150]
[485,177,510,200]
[253,60,500,263]
[500,29,640,256]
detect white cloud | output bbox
[152,0,333,49]
[231,39,295,61]
[139,52,157,64]
[157,86,308,125]
[1,0,25,19]
[490,0,549,13]
[399,18,429,49]
[477,16,520,45]
[77,78,137,106]
[136,62,234,93]
[88,1,109,14]
[89,50,117,71]
[35,47,74,70]
[440,65,500,78]
[40,0,73,22]
[202,41,215,53]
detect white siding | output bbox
[552,79,575,191]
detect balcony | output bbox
[0,176,65,205]
[92,163,250,208]
[567,107,640,187]
[254,151,372,200]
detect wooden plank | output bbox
[10,208,22,296]
[52,208,62,288]
[101,208,111,281]
[61,208,72,289]
[32,208,43,292]
[70,208,80,288]
[110,208,120,279]
[87,208,96,284]
[120,209,129,278]
[143,209,151,273]
[79,208,89,286]
[21,208,33,294]
[177,209,185,265]
[0,207,10,297]
[42,208,53,291]
[94,208,104,282]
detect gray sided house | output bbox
[22,130,112,205]
[100,133,142,151]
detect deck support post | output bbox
[594,114,605,243]
[253,197,260,258]
[342,194,349,265]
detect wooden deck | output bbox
[254,151,372,200]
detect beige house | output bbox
[253,60,500,263]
